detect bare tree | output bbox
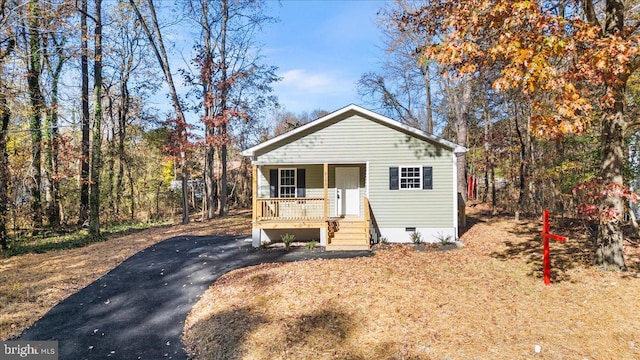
[129,0,190,224]
[88,0,103,237]
[0,2,15,248]
[185,0,278,217]
[26,0,45,233]
[358,0,435,132]
[79,0,90,225]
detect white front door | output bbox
[335,167,360,217]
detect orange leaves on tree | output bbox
[398,0,639,139]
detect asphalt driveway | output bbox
[18,234,371,359]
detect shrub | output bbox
[410,231,423,244]
[435,232,453,245]
[305,240,317,250]
[380,236,389,244]
[281,233,295,250]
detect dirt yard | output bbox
[0,211,251,340]
[183,206,640,359]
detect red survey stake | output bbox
[541,210,567,286]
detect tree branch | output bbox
[582,0,601,30]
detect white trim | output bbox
[252,160,364,166]
[453,154,459,240]
[379,227,456,244]
[242,104,467,158]
[278,167,296,198]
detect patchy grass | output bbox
[0,210,251,340]
[1,221,173,257]
[184,206,640,360]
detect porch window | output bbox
[400,166,421,189]
[279,168,296,197]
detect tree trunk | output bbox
[0,37,15,249]
[45,49,64,228]
[420,62,433,134]
[513,103,529,221]
[219,143,228,216]
[104,92,116,221]
[115,72,129,217]
[105,130,115,222]
[79,0,90,225]
[127,162,135,220]
[595,97,626,270]
[490,158,497,215]
[456,78,471,203]
[592,0,628,270]
[89,0,103,237]
[482,96,491,204]
[201,0,216,220]
[0,88,10,250]
[205,144,215,218]
[217,0,229,217]
[27,0,43,234]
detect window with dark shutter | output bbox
[422,166,433,190]
[389,167,399,190]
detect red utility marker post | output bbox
[541,210,567,286]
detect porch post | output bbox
[252,164,257,223]
[323,163,328,220]
[323,163,329,247]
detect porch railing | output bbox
[257,198,325,221]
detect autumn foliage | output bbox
[573,179,639,221]
[395,0,640,268]
[398,1,638,138]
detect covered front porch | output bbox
[251,163,374,250]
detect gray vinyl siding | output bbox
[254,115,454,228]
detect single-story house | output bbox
[242,104,467,250]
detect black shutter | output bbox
[269,169,278,197]
[296,168,306,197]
[389,167,399,190]
[423,166,433,190]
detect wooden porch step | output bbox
[331,233,366,242]
[333,229,367,239]
[327,219,368,250]
[334,220,363,228]
[325,243,370,251]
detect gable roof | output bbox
[242,104,467,158]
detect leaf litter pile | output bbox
[184,206,640,359]
[0,211,251,340]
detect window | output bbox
[400,166,421,189]
[279,168,296,197]
[389,166,433,190]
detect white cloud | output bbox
[280,69,350,94]
[273,68,361,113]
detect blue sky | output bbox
[150,1,387,124]
[257,0,386,114]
